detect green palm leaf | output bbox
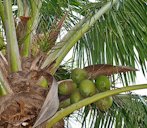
[72,0,147,83]
[66,94,147,128]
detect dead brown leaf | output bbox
[84,64,138,79]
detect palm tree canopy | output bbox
[38,0,147,82]
[37,0,147,127]
[0,0,147,128]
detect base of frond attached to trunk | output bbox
[0,70,50,128]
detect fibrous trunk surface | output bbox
[0,58,50,128]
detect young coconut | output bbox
[70,89,83,104]
[79,79,96,97]
[96,96,113,111]
[71,68,88,84]
[58,80,77,95]
[95,75,111,92]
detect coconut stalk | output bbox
[21,0,42,57]
[40,17,86,69]
[47,84,147,127]
[0,1,5,30]
[0,52,13,94]
[41,0,118,74]
[17,0,24,16]
[0,69,13,94]
[3,0,22,72]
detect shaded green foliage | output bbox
[55,65,71,81]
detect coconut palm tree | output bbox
[0,0,147,128]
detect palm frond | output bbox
[66,94,147,128]
[72,0,147,83]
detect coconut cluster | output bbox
[58,68,113,111]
